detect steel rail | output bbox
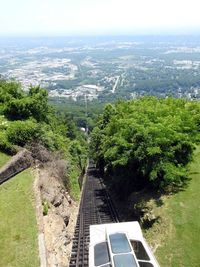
[69,163,119,267]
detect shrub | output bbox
[42,200,50,216]
[4,98,33,120]
[0,132,16,155]
[7,120,41,146]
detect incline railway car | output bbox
[89,221,160,267]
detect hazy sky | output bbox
[1,0,200,36]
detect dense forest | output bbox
[49,97,104,132]
[0,79,87,193]
[2,77,200,199]
[90,97,200,197]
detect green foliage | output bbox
[0,79,23,104]
[68,165,81,200]
[0,79,88,199]
[7,120,41,146]
[65,118,79,139]
[4,98,34,120]
[3,84,50,122]
[42,200,50,216]
[91,97,200,195]
[49,97,104,132]
[145,146,200,266]
[0,152,11,168]
[0,131,16,154]
[69,140,88,171]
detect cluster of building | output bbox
[49,84,104,101]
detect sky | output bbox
[1,0,200,36]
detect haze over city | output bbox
[1,0,200,36]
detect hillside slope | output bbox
[145,146,200,266]
[0,168,39,267]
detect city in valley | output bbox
[1,36,200,102]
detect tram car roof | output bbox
[89,221,160,267]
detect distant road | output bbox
[111,75,120,93]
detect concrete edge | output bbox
[33,168,47,267]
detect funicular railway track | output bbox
[69,163,119,267]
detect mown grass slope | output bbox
[0,167,39,267]
[0,151,10,168]
[145,146,200,267]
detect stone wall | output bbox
[0,149,33,184]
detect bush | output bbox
[4,98,33,120]
[7,120,42,146]
[0,79,23,103]
[39,125,70,152]
[42,200,50,216]
[0,132,16,155]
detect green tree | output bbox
[91,97,199,195]
[7,120,41,146]
[3,84,50,122]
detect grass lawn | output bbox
[0,169,39,267]
[0,152,10,168]
[145,146,200,267]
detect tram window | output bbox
[130,240,150,261]
[94,242,110,266]
[113,254,138,267]
[138,261,154,267]
[109,233,131,254]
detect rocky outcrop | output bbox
[0,149,33,184]
[37,168,79,267]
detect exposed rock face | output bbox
[37,168,79,267]
[44,211,70,267]
[52,194,64,207]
